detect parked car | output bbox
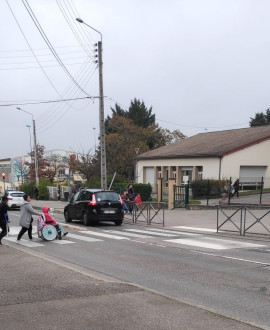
[6,191,25,209]
[64,189,124,226]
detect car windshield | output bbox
[10,193,24,197]
[95,192,119,202]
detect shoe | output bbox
[58,236,62,240]
[63,232,68,237]
[16,240,20,243]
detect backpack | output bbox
[37,214,45,230]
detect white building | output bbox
[137,126,270,192]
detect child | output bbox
[134,194,142,207]
[42,206,68,240]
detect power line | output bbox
[0,96,97,107]
[6,0,67,100]
[22,0,90,96]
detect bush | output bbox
[19,181,36,197]
[112,183,152,201]
[38,178,50,200]
[191,179,229,199]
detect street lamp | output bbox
[26,124,32,161]
[92,127,96,151]
[16,107,39,184]
[2,172,6,192]
[76,17,107,189]
[134,148,140,183]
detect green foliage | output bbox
[191,179,229,198]
[112,183,152,201]
[38,178,51,200]
[249,109,270,127]
[19,181,36,197]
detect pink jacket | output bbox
[42,206,56,226]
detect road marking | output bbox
[165,237,266,250]
[8,226,37,235]
[5,236,45,247]
[192,250,270,266]
[68,233,102,243]
[103,230,153,238]
[143,228,200,236]
[170,226,218,232]
[79,230,129,240]
[52,240,75,244]
[124,229,179,237]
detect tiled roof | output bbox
[138,126,270,160]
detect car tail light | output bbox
[119,196,124,206]
[88,194,96,206]
[8,197,13,200]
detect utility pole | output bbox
[98,41,107,189]
[76,18,107,189]
[33,120,39,185]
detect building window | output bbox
[58,169,66,179]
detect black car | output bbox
[64,189,124,226]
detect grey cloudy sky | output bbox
[1,0,269,159]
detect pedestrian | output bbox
[34,186,39,200]
[127,184,134,201]
[57,185,61,201]
[42,206,68,240]
[0,195,9,246]
[17,194,40,242]
[134,193,142,207]
[232,179,240,198]
[219,193,229,205]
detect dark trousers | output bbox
[18,222,33,240]
[0,220,7,242]
[232,189,239,197]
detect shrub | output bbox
[38,178,50,200]
[19,181,36,197]
[191,179,229,198]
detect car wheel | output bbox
[82,212,90,226]
[115,219,122,226]
[64,210,72,223]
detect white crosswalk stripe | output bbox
[67,233,102,243]
[141,227,200,236]
[102,230,154,238]
[78,230,129,240]
[6,236,45,247]
[165,237,266,250]
[124,229,180,237]
[170,226,217,233]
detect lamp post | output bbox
[2,172,6,192]
[17,107,39,185]
[134,148,140,183]
[26,124,32,161]
[76,17,107,189]
[93,127,96,151]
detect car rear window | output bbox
[10,193,24,197]
[95,192,119,202]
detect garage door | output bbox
[145,167,154,186]
[239,166,267,182]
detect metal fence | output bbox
[217,205,270,237]
[123,201,166,226]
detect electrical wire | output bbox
[22,0,90,96]
[6,0,66,100]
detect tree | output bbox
[69,151,99,182]
[249,109,270,126]
[11,157,29,184]
[28,145,55,182]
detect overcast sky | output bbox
[1,0,270,159]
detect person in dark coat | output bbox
[57,185,61,201]
[0,195,9,246]
[232,179,240,198]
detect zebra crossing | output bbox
[3,225,266,251]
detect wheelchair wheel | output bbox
[41,225,57,241]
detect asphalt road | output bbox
[7,210,270,329]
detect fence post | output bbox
[228,177,232,204]
[259,176,264,204]
[185,181,189,208]
[207,180,210,206]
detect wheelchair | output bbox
[37,223,64,241]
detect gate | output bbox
[174,184,188,208]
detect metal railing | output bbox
[123,201,166,226]
[217,205,270,237]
